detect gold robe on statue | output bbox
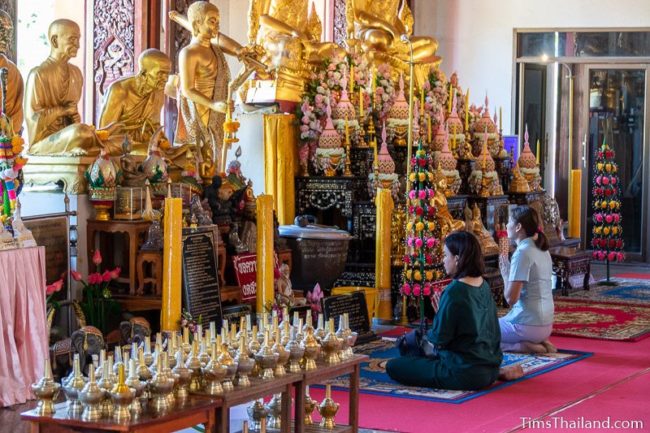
[0,56,23,135]
[25,58,97,155]
[99,76,165,155]
[175,45,230,164]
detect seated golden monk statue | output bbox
[432,164,465,237]
[468,203,498,255]
[98,49,172,156]
[350,0,439,65]
[0,10,23,135]
[25,19,119,156]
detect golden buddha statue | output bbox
[350,0,439,74]
[469,203,498,255]
[0,10,23,135]
[25,19,119,156]
[432,164,465,237]
[246,0,344,102]
[98,49,172,155]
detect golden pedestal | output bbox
[23,155,96,194]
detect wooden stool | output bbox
[136,250,163,296]
[550,246,592,296]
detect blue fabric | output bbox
[504,237,554,326]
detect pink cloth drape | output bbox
[0,246,47,407]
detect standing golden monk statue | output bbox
[98,49,172,156]
[0,10,23,135]
[170,2,238,180]
[25,19,119,156]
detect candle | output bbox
[344,114,350,144]
[448,82,453,113]
[350,64,355,95]
[568,169,582,238]
[464,89,469,130]
[427,115,432,143]
[420,88,425,114]
[499,106,503,132]
[256,195,274,315]
[359,87,364,117]
[375,188,394,320]
[162,197,182,331]
[371,69,376,109]
[536,139,541,164]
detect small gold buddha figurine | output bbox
[25,19,119,156]
[98,49,172,156]
[509,161,531,193]
[432,164,465,237]
[469,203,498,255]
[0,10,23,135]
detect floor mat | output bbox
[318,339,591,404]
[552,298,650,341]
[561,278,650,306]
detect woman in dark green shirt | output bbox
[386,231,504,390]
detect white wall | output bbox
[415,0,650,134]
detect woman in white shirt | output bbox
[498,206,556,353]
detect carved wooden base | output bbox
[23,155,96,194]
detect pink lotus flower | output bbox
[426,238,436,248]
[595,176,602,185]
[412,284,421,297]
[408,190,416,200]
[611,177,617,185]
[608,252,617,261]
[602,177,610,185]
[617,252,625,261]
[423,283,431,296]
[46,278,64,295]
[418,190,427,200]
[415,238,423,248]
[88,272,102,285]
[401,283,411,296]
[92,250,102,266]
[70,270,83,281]
[109,267,121,280]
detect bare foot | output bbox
[520,341,547,353]
[499,364,524,381]
[541,340,558,353]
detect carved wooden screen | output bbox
[0,0,16,62]
[92,0,156,122]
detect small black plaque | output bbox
[321,292,377,344]
[181,229,222,326]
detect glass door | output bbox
[583,67,647,261]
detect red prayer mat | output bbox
[552,298,650,341]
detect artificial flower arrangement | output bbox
[70,249,122,335]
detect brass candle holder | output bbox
[247,398,268,431]
[125,359,146,417]
[321,320,341,365]
[98,360,114,419]
[302,327,321,371]
[272,329,290,377]
[161,352,177,408]
[265,393,282,429]
[62,354,86,417]
[202,341,227,395]
[185,338,203,392]
[343,136,353,177]
[285,327,305,373]
[304,386,317,425]
[137,347,152,382]
[143,337,154,367]
[110,364,135,423]
[318,384,340,429]
[235,334,255,387]
[79,369,103,422]
[255,332,279,380]
[218,340,238,392]
[149,356,175,415]
[31,359,60,416]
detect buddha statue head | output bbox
[137,49,172,95]
[0,10,13,56]
[48,19,81,61]
[188,1,220,39]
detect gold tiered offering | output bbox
[318,384,340,429]
[31,359,61,417]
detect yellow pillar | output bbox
[375,188,394,320]
[161,198,182,332]
[256,194,275,314]
[569,169,582,239]
[264,113,298,225]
